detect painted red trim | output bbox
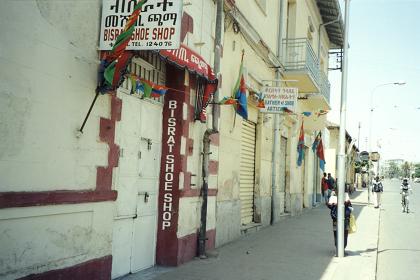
[19,255,112,280]
[209,133,220,146]
[181,12,194,43]
[0,94,121,209]
[208,160,218,175]
[0,190,117,209]
[177,229,216,265]
[97,95,121,191]
[183,171,192,190]
[181,188,217,197]
[186,138,194,156]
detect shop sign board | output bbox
[259,87,298,114]
[99,0,182,50]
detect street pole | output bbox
[336,0,351,258]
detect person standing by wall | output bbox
[372,176,384,208]
[321,173,329,204]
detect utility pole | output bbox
[336,0,351,258]
[357,122,361,150]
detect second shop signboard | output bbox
[259,87,298,114]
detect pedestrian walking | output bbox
[400,178,412,213]
[372,176,383,208]
[321,173,329,204]
[326,173,335,201]
[327,190,353,255]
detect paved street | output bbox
[377,179,420,280]
[124,188,382,280]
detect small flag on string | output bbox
[316,110,329,117]
[129,76,168,98]
[151,85,168,97]
[219,97,237,105]
[255,92,265,108]
[281,107,294,114]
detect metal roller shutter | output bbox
[240,120,257,225]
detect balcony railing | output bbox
[281,38,330,103]
[319,71,331,103]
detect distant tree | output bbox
[414,164,420,178]
[388,161,402,178]
[402,161,411,178]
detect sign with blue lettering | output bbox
[259,87,298,114]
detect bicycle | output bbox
[401,190,410,213]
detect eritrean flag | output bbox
[98,0,147,93]
[317,137,326,171]
[312,132,326,171]
[297,121,305,166]
[129,76,168,98]
[151,84,168,98]
[232,62,248,119]
[312,132,321,152]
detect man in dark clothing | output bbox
[327,173,335,190]
[328,190,352,255]
[321,173,329,203]
[326,173,335,201]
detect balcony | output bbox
[281,38,330,105]
[319,71,331,104]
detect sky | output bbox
[328,0,420,163]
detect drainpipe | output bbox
[199,129,212,258]
[198,0,223,258]
[270,0,284,225]
[317,16,340,61]
[212,0,223,132]
[312,131,318,206]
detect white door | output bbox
[112,94,162,278]
[131,102,162,272]
[240,120,257,225]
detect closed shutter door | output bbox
[240,120,257,225]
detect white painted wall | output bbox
[0,1,114,278]
[175,0,218,241]
[183,0,217,66]
[0,202,114,280]
[0,0,109,191]
[235,0,280,54]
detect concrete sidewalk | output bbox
[123,189,379,280]
[320,189,380,280]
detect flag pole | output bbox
[78,92,100,134]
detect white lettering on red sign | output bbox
[162,99,177,230]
